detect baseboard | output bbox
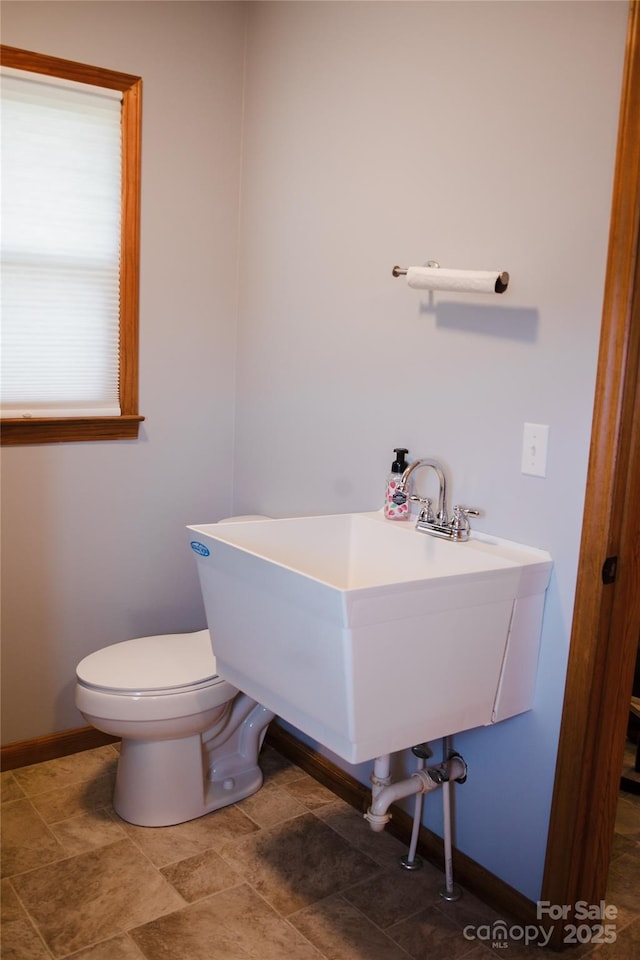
[2,721,536,927]
[265,723,538,927]
[1,726,118,771]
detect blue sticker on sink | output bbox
[190,541,210,557]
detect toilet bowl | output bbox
[75,516,276,827]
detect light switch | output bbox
[521,423,549,478]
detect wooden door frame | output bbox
[542,0,640,937]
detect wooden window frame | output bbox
[0,45,144,445]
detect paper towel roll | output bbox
[406,267,509,294]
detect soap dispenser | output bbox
[384,447,410,520]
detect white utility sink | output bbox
[188,511,552,764]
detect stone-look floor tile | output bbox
[434,898,596,959]
[1,771,26,803]
[131,882,323,960]
[430,887,505,933]
[615,795,640,838]
[611,830,640,862]
[260,744,306,786]
[444,926,555,960]
[160,847,241,902]
[314,799,411,868]
[386,903,480,960]
[592,915,640,959]
[237,780,309,828]
[66,933,146,959]
[2,742,638,960]
[291,894,413,960]
[2,878,24,922]
[11,746,118,797]
[607,850,640,919]
[284,775,338,810]
[456,949,496,960]
[458,917,574,960]
[1,798,65,878]
[221,811,380,916]
[118,803,258,868]
[0,918,52,960]
[49,808,128,855]
[1,879,52,959]
[11,838,184,958]
[342,861,444,929]
[30,773,116,824]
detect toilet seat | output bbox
[76,629,221,696]
[75,629,239,725]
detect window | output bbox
[0,46,143,444]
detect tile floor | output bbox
[2,742,639,960]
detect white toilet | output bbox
[75,517,276,827]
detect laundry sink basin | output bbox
[187,511,552,763]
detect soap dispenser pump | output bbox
[384,447,410,520]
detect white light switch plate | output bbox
[521,423,549,477]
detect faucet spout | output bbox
[399,458,448,524]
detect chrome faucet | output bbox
[399,458,449,524]
[397,458,480,542]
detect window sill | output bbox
[1,415,145,445]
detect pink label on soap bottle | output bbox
[384,478,409,520]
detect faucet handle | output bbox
[453,505,480,518]
[410,495,434,523]
[451,505,481,539]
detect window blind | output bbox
[1,69,123,418]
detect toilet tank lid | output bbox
[76,629,219,693]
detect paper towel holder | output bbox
[392,260,510,294]
[392,260,441,276]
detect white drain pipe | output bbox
[364,753,467,832]
[370,755,393,805]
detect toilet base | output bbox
[113,699,275,826]
[113,735,266,826]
